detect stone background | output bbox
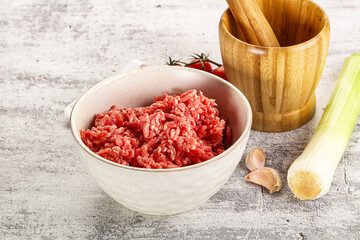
[0,0,359,239]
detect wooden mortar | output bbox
[219,0,330,132]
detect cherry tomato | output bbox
[186,59,212,72]
[211,66,227,80]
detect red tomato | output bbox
[186,59,212,71]
[211,66,227,80]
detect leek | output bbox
[288,53,360,200]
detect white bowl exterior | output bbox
[78,133,249,215]
[71,66,252,215]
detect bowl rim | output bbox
[70,66,252,172]
[219,0,330,50]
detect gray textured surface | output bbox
[1,0,360,239]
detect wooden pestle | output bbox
[226,0,280,47]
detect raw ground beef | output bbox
[80,89,232,169]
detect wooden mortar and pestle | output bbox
[220,0,330,132]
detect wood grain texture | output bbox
[219,0,330,132]
[226,0,280,47]
[0,0,360,239]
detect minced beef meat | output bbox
[80,89,231,169]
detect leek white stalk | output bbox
[288,53,360,200]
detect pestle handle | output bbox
[226,0,280,47]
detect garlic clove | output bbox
[245,148,267,171]
[244,167,282,193]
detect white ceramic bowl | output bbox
[70,66,252,215]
